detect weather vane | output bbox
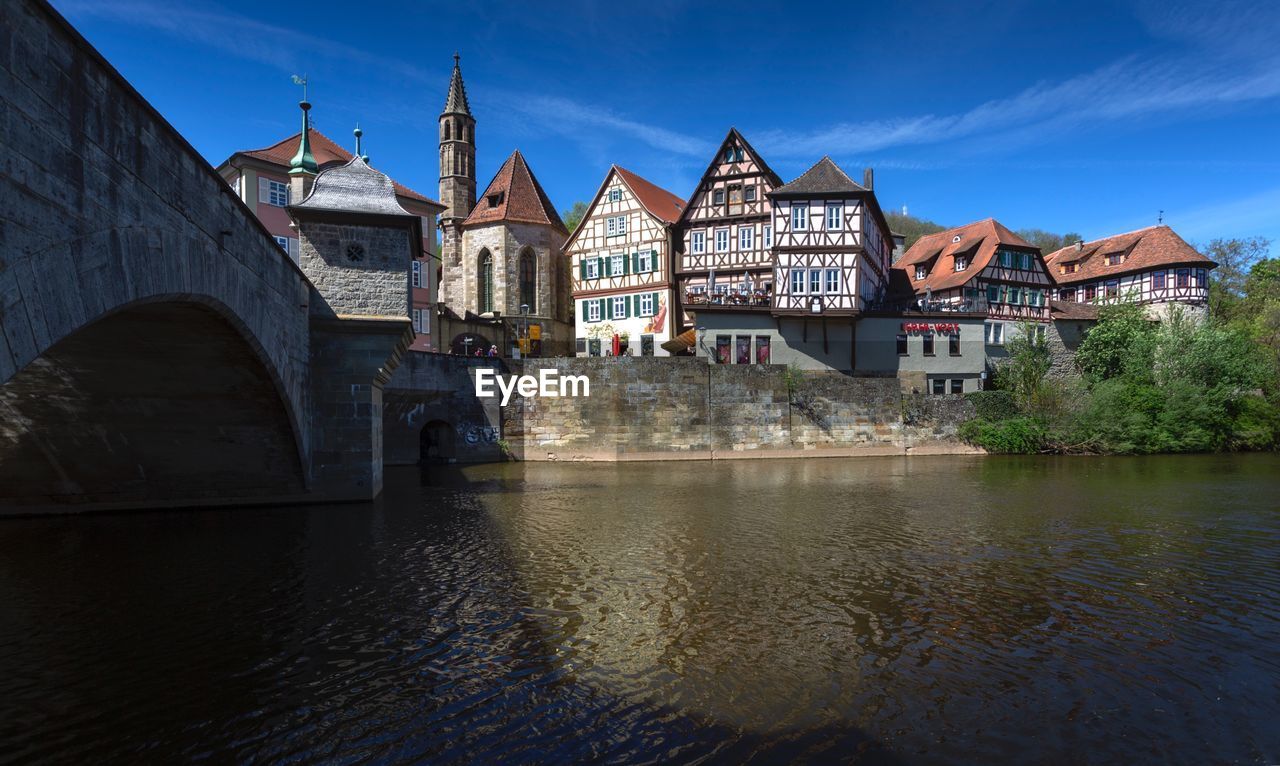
[291,74,308,102]
[1158,209,1164,225]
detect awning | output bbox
[661,328,697,354]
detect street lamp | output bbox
[696,325,706,359]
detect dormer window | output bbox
[954,256,968,272]
[723,146,744,163]
[1105,252,1125,266]
[487,192,504,208]
[952,235,962,243]
[915,266,928,280]
[1061,263,1079,275]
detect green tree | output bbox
[884,211,946,254]
[562,201,589,234]
[1203,236,1271,321]
[1074,302,1155,381]
[998,320,1053,412]
[1015,228,1082,254]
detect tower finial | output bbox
[289,93,318,176]
[354,123,363,156]
[443,52,472,116]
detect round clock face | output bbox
[346,243,366,263]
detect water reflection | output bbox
[0,455,1277,764]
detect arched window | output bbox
[443,121,451,141]
[465,124,472,143]
[478,250,494,314]
[518,249,536,313]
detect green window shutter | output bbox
[597,299,606,320]
[626,295,633,317]
[622,254,630,275]
[580,300,587,323]
[579,259,587,280]
[600,257,609,277]
[651,291,660,316]
[631,252,639,273]
[651,250,658,272]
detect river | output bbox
[1,454,1277,764]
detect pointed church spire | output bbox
[289,99,318,176]
[443,52,471,116]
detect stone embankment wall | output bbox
[384,354,981,464]
[502,357,980,461]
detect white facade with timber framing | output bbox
[674,128,783,326]
[768,157,893,317]
[1043,225,1215,322]
[568,166,685,356]
[894,219,1054,350]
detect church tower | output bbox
[438,53,475,308]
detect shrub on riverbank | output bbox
[960,307,1280,455]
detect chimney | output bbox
[1074,239,1084,251]
[863,167,874,191]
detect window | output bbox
[637,250,653,273]
[915,266,928,281]
[1105,280,1119,298]
[641,334,655,356]
[478,250,494,313]
[897,334,909,356]
[610,253,625,276]
[273,235,289,251]
[728,184,743,215]
[1021,253,1032,270]
[715,228,730,252]
[763,225,773,249]
[950,379,964,394]
[585,258,600,279]
[825,268,840,294]
[608,188,622,202]
[985,322,1004,345]
[1196,268,1207,286]
[412,261,423,288]
[713,189,725,205]
[826,204,842,230]
[1035,325,1047,342]
[954,256,968,272]
[611,296,627,319]
[723,146,743,162]
[1062,262,1079,274]
[412,308,430,334]
[949,334,961,356]
[487,192,503,208]
[715,335,731,364]
[1153,270,1167,289]
[738,227,754,251]
[987,284,1000,302]
[792,204,809,230]
[638,293,655,316]
[606,215,627,237]
[588,338,601,356]
[809,269,822,294]
[1084,285,1097,301]
[923,334,935,356]
[519,251,536,312]
[587,300,602,322]
[1176,268,1190,287]
[1061,288,1076,301]
[691,230,706,254]
[1008,287,1021,305]
[791,269,806,294]
[755,336,771,364]
[1105,252,1124,266]
[931,378,945,395]
[576,337,586,354]
[736,336,751,365]
[266,180,288,207]
[745,186,757,202]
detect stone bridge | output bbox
[0,0,414,512]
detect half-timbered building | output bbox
[768,157,893,316]
[894,219,1054,350]
[1043,225,1215,321]
[674,129,783,328]
[568,166,685,356]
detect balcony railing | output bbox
[684,290,772,308]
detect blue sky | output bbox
[55,0,1280,250]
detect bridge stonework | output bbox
[0,0,409,512]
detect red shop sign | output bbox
[901,322,960,333]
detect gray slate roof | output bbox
[443,57,471,115]
[772,156,866,195]
[293,156,412,216]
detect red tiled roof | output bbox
[894,218,1039,294]
[1043,226,1215,285]
[1050,299,1099,321]
[463,150,567,234]
[614,166,685,223]
[228,128,443,209]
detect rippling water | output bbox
[1,454,1278,764]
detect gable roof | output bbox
[675,127,784,227]
[291,156,410,217]
[563,165,686,252]
[1043,225,1215,285]
[895,218,1040,294]
[1050,299,1099,321]
[224,128,442,209]
[615,166,685,223]
[463,150,568,234]
[772,156,866,196]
